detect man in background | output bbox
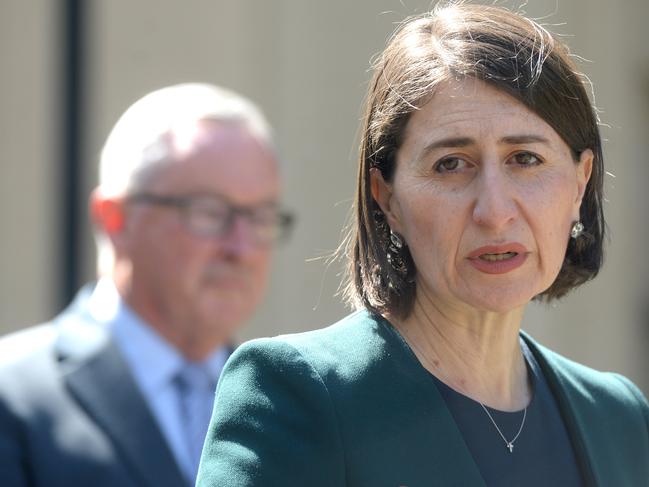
[0,83,292,486]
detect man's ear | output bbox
[89,188,126,235]
[370,168,401,231]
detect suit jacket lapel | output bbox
[64,340,189,487]
[377,316,487,486]
[56,288,188,487]
[424,390,488,486]
[522,333,602,486]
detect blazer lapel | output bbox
[522,333,621,487]
[54,289,188,487]
[423,390,488,486]
[377,317,487,486]
[64,340,188,487]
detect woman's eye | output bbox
[434,157,464,173]
[511,152,542,166]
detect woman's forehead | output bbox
[400,79,562,155]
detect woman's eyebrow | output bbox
[418,137,474,159]
[414,133,554,165]
[499,134,551,145]
[420,134,551,157]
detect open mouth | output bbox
[468,244,527,274]
[479,252,518,262]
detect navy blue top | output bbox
[431,340,584,486]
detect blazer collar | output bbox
[521,333,600,486]
[377,314,488,486]
[379,314,605,485]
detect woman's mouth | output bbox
[479,251,518,262]
[468,244,528,274]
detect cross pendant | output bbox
[507,443,514,453]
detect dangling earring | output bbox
[387,228,408,276]
[570,221,584,239]
[389,229,404,249]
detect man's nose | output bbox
[219,215,261,256]
[471,166,518,232]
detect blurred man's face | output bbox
[119,121,280,359]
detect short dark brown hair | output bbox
[344,3,605,319]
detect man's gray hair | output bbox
[95,83,274,276]
[99,82,274,197]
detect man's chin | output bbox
[200,302,255,329]
[202,273,252,290]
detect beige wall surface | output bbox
[0,1,58,330]
[2,1,649,391]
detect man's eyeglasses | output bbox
[126,193,294,245]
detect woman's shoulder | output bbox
[522,332,649,417]
[226,309,411,386]
[235,309,383,354]
[523,334,649,481]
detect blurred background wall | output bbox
[2,0,649,392]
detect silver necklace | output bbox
[479,403,527,453]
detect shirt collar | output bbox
[88,278,229,394]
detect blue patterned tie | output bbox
[175,363,215,480]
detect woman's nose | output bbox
[471,167,518,231]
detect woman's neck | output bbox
[391,293,531,411]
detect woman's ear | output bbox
[574,149,594,216]
[370,167,401,230]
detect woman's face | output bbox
[371,78,592,314]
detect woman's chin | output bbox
[457,284,539,315]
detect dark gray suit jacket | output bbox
[0,288,192,487]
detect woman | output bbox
[197,4,649,486]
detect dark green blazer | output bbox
[197,310,649,486]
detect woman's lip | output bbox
[467,243,528,275]
[467,243,528,260]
